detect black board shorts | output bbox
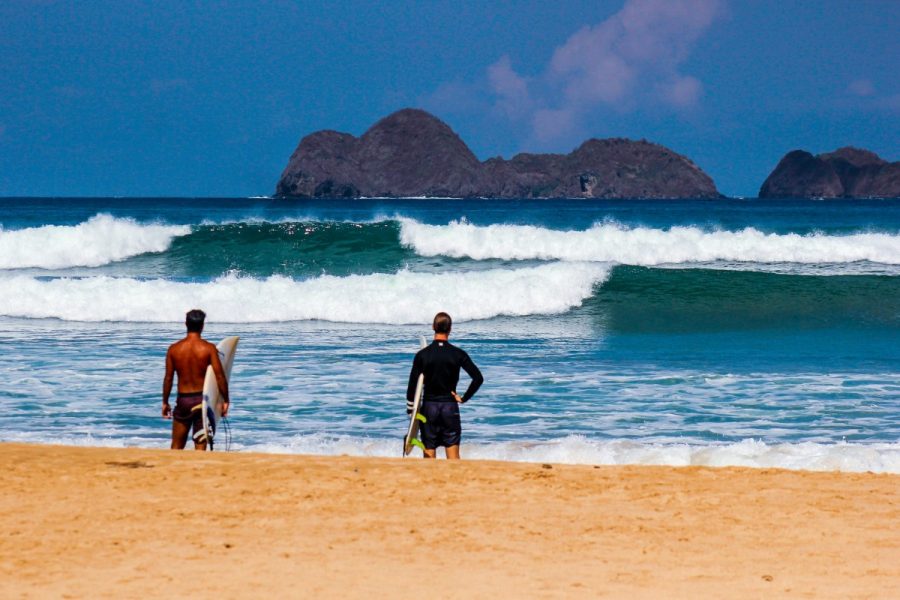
[420,400,461,449]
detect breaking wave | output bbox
[15,215,900,276]
[0,262,610,323]
[0,214,190,269]
[400,219,900,266]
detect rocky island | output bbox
[759,147,900,198]
[275,109,720,199]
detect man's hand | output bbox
[452,391,463,404]
[222,400,230,417]
[162,401,172,419]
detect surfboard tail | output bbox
[402,336,430,457]
[403,436,425,456]
[205,405,217,450]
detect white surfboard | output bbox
[198,336,239,450]
[403,336,428,456]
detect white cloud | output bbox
[422,79,490,116]
[532,107,578,142]
[660,75,703,108]
[848,79,876,97]
[837,80,899,114]
[487,55,533,119]
[439,0,721,145]
[549,0,718,105]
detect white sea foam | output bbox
[242,435,900,473]
[0,262,609,323]
[399,219,900,266]
[1,430,894,473]
[196,214,397,226]
[4,433,894,473]
[0,214,191,269]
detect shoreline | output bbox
[5,437,897,474]
[2,442,897,598]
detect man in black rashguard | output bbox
[406,312,483,459]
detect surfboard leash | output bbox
[221,416,232,451]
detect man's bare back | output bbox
[163,310,229,450]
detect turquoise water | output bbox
[0,197,898,471]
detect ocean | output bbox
[0,197,898,472]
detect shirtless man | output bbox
[162,309,229,450]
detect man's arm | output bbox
[162,348,174,418]
[458,352,483,403]
[209,345,230,416]
[405,352,423,414]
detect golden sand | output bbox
[1,443,897,599]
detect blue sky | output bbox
[0,0,897,197]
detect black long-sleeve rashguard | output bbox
[406,340,483,406]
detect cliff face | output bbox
[759,147,899,198]
[276,109,720,199]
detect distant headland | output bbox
[759,147,900,199]
[275,109,720,199]
[275,108,898,200]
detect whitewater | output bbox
[0,214,190,269]
[0,263,609,323]
[4,213,900,273]
[0,197,898,473]
[399,218,900,266]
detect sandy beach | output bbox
[1,443,897,599]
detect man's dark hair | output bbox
[433,312,452,334]
[185,309,206,333]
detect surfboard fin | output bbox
[410,438,425,451]
[415,413,427,423]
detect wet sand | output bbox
[1,443,897,599]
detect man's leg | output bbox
[420,401,439,459]
[171,420,190,449]
[444,403,461,460]
[191,417,207,451]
